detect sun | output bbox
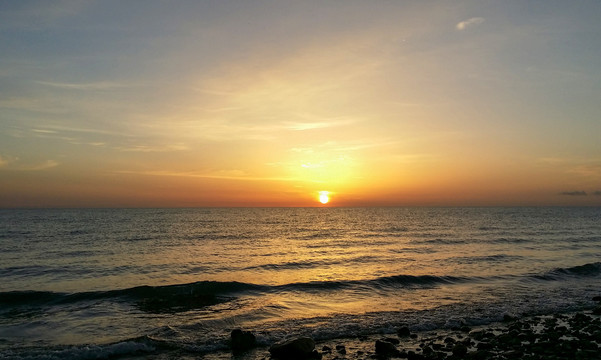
[318,191,330,204]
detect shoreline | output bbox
[197,306,601,360]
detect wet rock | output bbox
[497,333,514,345]
[375,339,398,357]
[573,313,591,324]
[383,337,400,345]
[468,330,486,341]
[421,345,434,356]
[452,342,468,357]
[467,350,492,360]
[503,314,516,322]
[443,337,455,344]
[230,329,256,351]
[269,337,315,359]
[476,341,493,351]
[406,350,425,360]
[397,326,411,337]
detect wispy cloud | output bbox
[284,115,357,131]
[23,160,59,171]
[31,124,131,137]
[568,163,601,179]
[32,129,59,134]
[286,122,335,131]
[36,81,133,90]
[289,139,399,154]
[538,158,601,180]
[115,169,300,182]
[114,144,189,152]
[456,17,485,31]
[2,159,60,171]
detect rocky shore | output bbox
[215,304,601,360]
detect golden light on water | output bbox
[319,191,330,204]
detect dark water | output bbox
[1,207,600,359]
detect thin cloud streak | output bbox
[1,160,60,171]
[114,170,307,183]
[456,17,485,30]
[36,81,134,90]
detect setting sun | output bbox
[318,191,330,204]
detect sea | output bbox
[1,207,600,359]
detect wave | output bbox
[0,274,465,313]
[0,281,261,314]
[4,263,598,314]
[269,274,465,294]
[536,262,601,280]
[0,338,158,360]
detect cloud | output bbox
[456,17,485,31]
[115,169,300,183]
[560,191,587,196]
[0,157,59,171]
[36,81,132,90]
[286,122,334,131]
[20,160,60,171]
[114,144,189,152]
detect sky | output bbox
[1,0,601,207]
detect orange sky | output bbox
[1,1,601,207]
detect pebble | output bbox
[257,310,601,360]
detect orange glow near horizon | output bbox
[1,2,601,208]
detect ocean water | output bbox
[1,207,600,359]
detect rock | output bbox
[321,345,332,353]
[335,344,346,354]
[443,337,455,344]
[230,329,256,351]
[592,296,601,302]
[476,341,493,351]
[592,305,601,315]
[397,326,411,337]
[452,342,468,357]
[503,314,516,322]
[383,337,400,345]
[467,350,492,360]
[269,337,315,359]
[468,330,486,341]
[421,345,434,356]
[375,339,398,357]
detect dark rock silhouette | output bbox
[269,337,316,359]
[230,329,256,351]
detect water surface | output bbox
[1,207,600,359]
